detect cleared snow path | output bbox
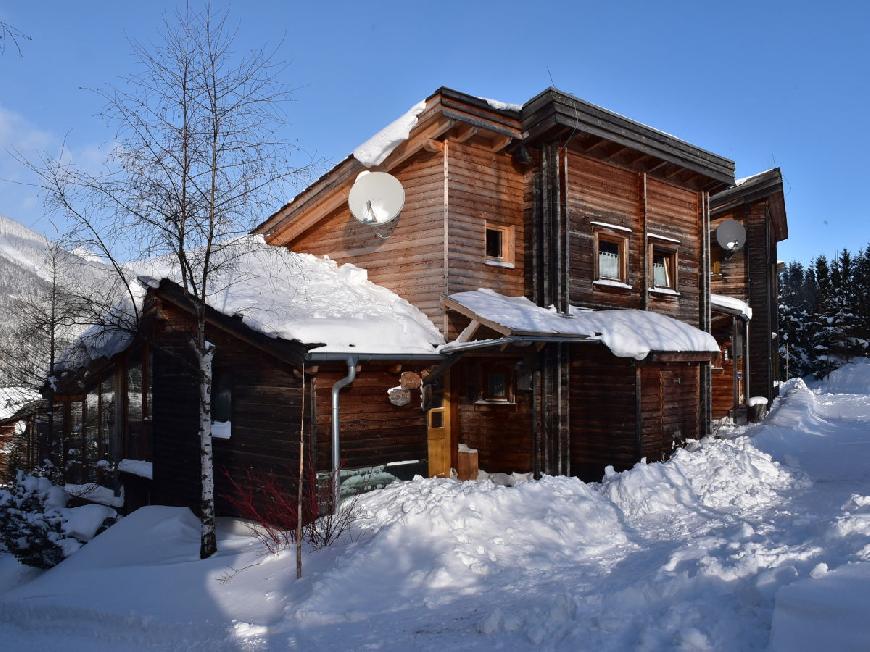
[1,362,869,650]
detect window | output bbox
[649,245,678,291]
[484,223,515,267]
[211,370,232,439]
[478,363,515,404]
[594,231,628,283]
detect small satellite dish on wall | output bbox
[348,171,405,225]
[716,219,747,252]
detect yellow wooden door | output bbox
[427,377,451,478]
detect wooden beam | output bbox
[442,297,512,336]
[489,135,512,152]
[455,319,481,343]
[452,124,478,143]
[423,138,444,153]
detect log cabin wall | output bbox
[149,300,307,516]
[639,361,700,461]
[747,200,775,400]
[711,316,740,420]
[568,344,638,480]
[311,363,428,473]
[445,140,526,337]
[562,150,703,325]
[710,210,749,299]
[450,355,534,474]
[287,150,447,333]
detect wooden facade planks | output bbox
[288,150,447,330]
[562,150,702,325]
[312,364,428,472]
[451,355,534,474]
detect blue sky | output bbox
[1,1,868,263]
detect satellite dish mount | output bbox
[715,219,747,256]
[348,171,405,226]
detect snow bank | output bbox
[61,504,116,541]
[710,293,753,319]
[353,100,428,167]
[602,437,795,522]
[816,357,870,394]
[769,562,870,652]
[59,235,444,371]
[446,288,718,359]
[298,475,630,620]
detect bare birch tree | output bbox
[29,6,307,558]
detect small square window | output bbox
[484,223,514,266]
[650,246,677,290]
[477,363,515,404]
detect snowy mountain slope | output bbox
[0,215,110,387]
[0,360,868,651]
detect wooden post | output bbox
[641,173,649,310]
[634,363,643,459]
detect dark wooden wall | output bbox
[639,362,700,461]
[710,210,748,299]
[288,151,447,332]
[312,363,428,472]
[563,150,702,325]
[451,355,533,474]
[150,301,306,516]
[569,344,638,480]
[711,316,743,420]
[746,201,775,400]
[446,140,526,337]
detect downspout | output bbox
[331,355,357,509]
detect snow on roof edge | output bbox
[352,100,428,168]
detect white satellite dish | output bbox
[348,171,405,225]
[716,219,747,252]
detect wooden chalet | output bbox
[709,168,788,420]
[256,86,736,481]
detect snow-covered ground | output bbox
[1,362,869,651]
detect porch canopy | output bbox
[711,293,753,321]
[443,289,719,361]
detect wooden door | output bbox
[427,376,451,477]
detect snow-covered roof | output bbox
[353,100,428,168]
[445,289,719,360]
[58,236,444,373]
[711,294,753,320]
[735,168,777,186]
[0,387,41,421]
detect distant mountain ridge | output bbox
[0,215,110,388]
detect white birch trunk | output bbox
[198,338,217,559]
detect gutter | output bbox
[307,351,443,362]
[330,355,357,510]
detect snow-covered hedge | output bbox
[0,472,117,568]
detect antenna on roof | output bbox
[348,171,405,225]
[715,219,747,253]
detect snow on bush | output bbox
[0,472,117,568]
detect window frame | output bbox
[593,229,629,284]
[476,362,516,405]
[484,222,515,268]
[648,243,679,292]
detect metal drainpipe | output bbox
[331,356,357,510]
